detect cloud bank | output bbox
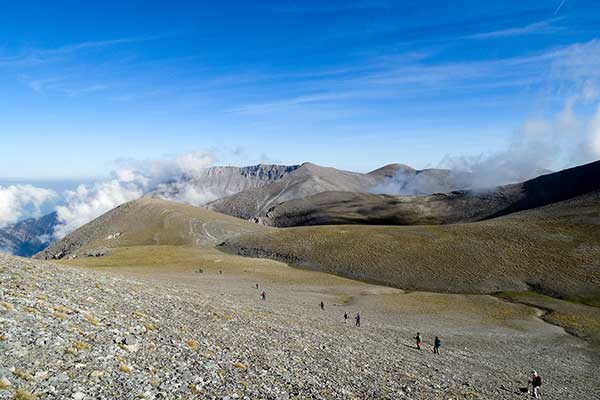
[53,150,217,238]
[0,185,56,228]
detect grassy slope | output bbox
[35,198,270,259]
[222,192,600,303]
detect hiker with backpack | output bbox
[320,301,324,311]
[344,311,348,323]
[261,291,266,301]
[433,336,441,354]
[355,312,361,327]
[528,371,542,398]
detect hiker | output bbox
[219,270,222,275]
[433,336,441,354]
[355,312,361,327]
[320,301,324,311]
[261,291,266,301]
[344,311,348,323]
[256,283,259,289]
[528,371,542,398]
[414,332,422,350]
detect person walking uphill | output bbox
[320,301,324,311]
[414,332,422,350]
[433,336,441,354]
[355,312,361,327]
[261,291,266,301]
[344,312,348,323]
[528,371,542,398]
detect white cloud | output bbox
[54,181,144,238]
[588,105,600,157]
[0,185,56,228]
[437,96,600,190]
[53,150,218,238]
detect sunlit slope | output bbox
[35,198,270,260]
[221,191,600,302]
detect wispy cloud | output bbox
[18,74,109,96]
[464,19,562,39]
[229,39,600,115]
[3,35,172,97]
[0,34,168,67]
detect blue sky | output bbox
[1,0,600,178]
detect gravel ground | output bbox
[1,253,599,399]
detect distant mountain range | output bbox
[2,161,550,257]
[206,162,474,220]
[0,212,57,256]
[256,160,599,227]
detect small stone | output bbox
[90,370,105,379]
[72,391,86,400]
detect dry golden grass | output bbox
[186,339,199,351]
[232,361,247,370]
[144,322,158,331]
[59,244,366,290]
[73,341,90,351]
[14,389,37,400]
[12,369,32,381]
[0,377,10,390]
[118,361,132,374]
[83,312,99,326]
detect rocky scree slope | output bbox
[1,254,599,399]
